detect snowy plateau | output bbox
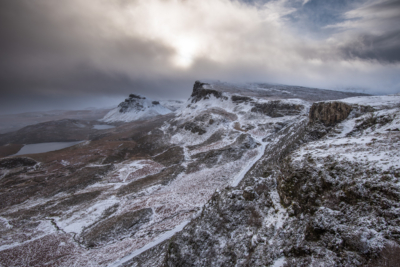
[0,81,399,266]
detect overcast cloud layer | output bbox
[0,0,399,113]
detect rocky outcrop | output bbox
[102,94,172,122]
[129,94,145,99]
[118,94,146,113]
[251,101,304,118]
[231,95,252,103]
[309,101,352,126]
[191,81,224,103]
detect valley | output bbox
[0,81,399,266]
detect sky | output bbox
[0,0,399,114]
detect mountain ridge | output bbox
[101,94,173,123]
[0,81,398,267]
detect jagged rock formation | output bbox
[1,81,393,267]
[190,81,224,103]
[101,94,172,122]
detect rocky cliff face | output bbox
[1,81,395,267]
[190,81,225,103]
[309,101,353,126]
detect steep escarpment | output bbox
[309,101,353,126]
[151,95,400,267]
[190,81,225,103]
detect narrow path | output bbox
[231,135,267,187]
[108,220,190,267]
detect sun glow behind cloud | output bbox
[1,0,400,114]
[116,0,274,68]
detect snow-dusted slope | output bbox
[159,94,400,267]
[339,94,400,109]
[159,100,185,112]
[101,94,172,122]
[0,82,390,267]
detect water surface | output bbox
[93,124,115,130]
[14,141,84,156]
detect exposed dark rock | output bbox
[182,122,207,135]
[351,104,376,118]
[347,112,394,136]
[191,81,224,103]
[309,101,352,126]
[251,101,303,118]
[0,157,37,169]
[117,94,149,113]
[119,101,144,113]
[129,94,145,99]
[231,95,252,103]
[152,101,160,105]
[243,187,257,201]
[304,121,330,141]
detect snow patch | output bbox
[55,196,119,234]
[271,257,286,267]
[101,96,171,122]
[108,220,189,267]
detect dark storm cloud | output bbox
[0,0,399,114]
[340,30,400,63]
[369,0,400,10]
[334,0,400,63]
[0,0,178,106]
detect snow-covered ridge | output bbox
[160,92,400,267]
[338,94,400,109]
[101,94,172,122]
